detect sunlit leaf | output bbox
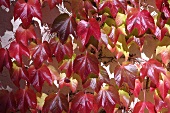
[126,8,155,35]
[140,59,166,85]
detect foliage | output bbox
[1,0,170,112]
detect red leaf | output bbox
[59,73,78,92]
[129,0,139,7]
[0,0,10,8]
[15,88,37,113]
[59,59,73,78]
[0,90,16,112]
[10,62,29,87]
[155,0,170,19]
[28,64,53,92]
[71,92,94,113]
[126,8,155,35]
[29,41,51,68]
[50,38,73,63]
[94,85,120,113]
[14,0,42,28]
[157,80,168,99]
[127,36,145,50]
[83,66,110,93]
[114,62,138,89]
[8,41,29,65]
[51,13,77,43]
[133,101,156,113]
[99,0,127,18]
[154,94,170,112]
[154,26,168,41]
[42,93,69,113]
[131,79,142,97]
[77,18,101,46]
[16,24,36,46]
[0,48,12,72]
[44,0,62,9]
[140,59,166,85]
[73,52,99,81]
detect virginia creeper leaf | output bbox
[155,0,170,19]
[133,101,156,113]
[59,73,78,92]
[15,88,37,113]
[15,24,36,46]
[71,92,94,113]
[0,0,10,8]
[83,66,110,93]
[14,0,42,28]
[99,0,127,18]
[154,94,170,112]
[132,79,142,97]
[42,93,69,113]
[51,13,77,43]
[126,8,155,35]
[157,80,168,99]
[77,18,101,46]
[8,41,29,65]
[59,59,73,78]
[94,85,120,113]
[0,90,16,112]
[154,26,168,41]
[50,37,73,63]
[156,45,170,65]
[10,62,29,87]
[119,90,130,109]
[44,0,62,9]
[73,52,99,81]
[114,62,138,89]
[28,64,53,92]
[29,41,51,68]
[0,48,12,72]
[140,59,166,85]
